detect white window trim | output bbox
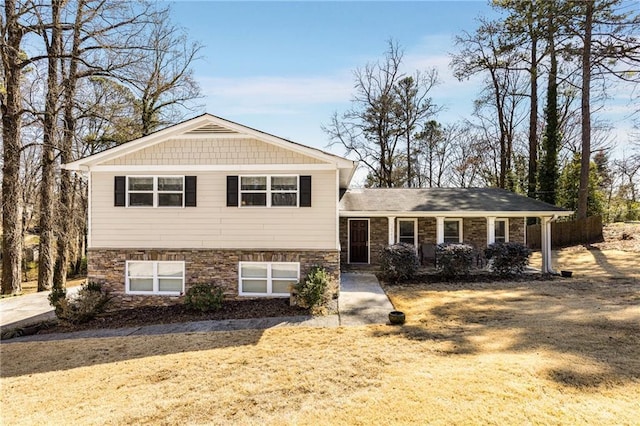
[125,260,185,296]
[238,261,299,296]
[495,218,509,243]
[444,218,463,243]
[397,218,418,248]
[239,175,299,208]
[126,176,185,208]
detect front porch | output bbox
[339,215,558,274]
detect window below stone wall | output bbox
[126,261,185,295]
[239,262,299,296]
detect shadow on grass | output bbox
[373,277,640,390]
[0,326,270,378]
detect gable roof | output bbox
[340,188,572,217]
[63,113,357,187]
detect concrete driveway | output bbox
[0,286,81,329]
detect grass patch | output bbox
[2,274,639,424]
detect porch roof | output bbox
[339,188,572,217]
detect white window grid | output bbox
[444,218,463,243]
[126,176,185,208]
[397,218,418,248]
[238,261,300,296]
[125,260,185,295]
[495,218,509,243]
[239,175,299,208]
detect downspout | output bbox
[542,215,560,275]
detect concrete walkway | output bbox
[339,272,396,326]
[0,273,396,342]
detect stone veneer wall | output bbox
[88,248,339,309]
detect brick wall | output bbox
[339,215,527,267]
[463,218,487,249]
[509,218,525,244]
[88,248,339,309]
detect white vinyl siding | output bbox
[239,262,299,296]
[126,261,184,295]
[90,170,337,249]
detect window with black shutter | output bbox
[227,176,239,207]
[185,176,197,207]
[114,176,126,206]
[299,175,312,207]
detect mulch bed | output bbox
[5,298,309,339]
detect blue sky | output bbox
[169,1,636,158]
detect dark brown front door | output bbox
[349,220,369,263]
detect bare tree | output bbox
[35,0,64,291]
[1,0,35,294]
[393,72,439,187]
[118,10,203,136]
[569,0,640,218]
[324,41,439,188]
[452,19,528,189]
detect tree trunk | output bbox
[37,0,63,291]
[577,0,593,219]
[1,0,25,295]
[528,33,538,200]
[54,0,83,290]
[406,132,412,187]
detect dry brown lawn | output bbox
[1,249,639,425]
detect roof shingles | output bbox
[340,188,570,213]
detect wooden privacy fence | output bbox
[527,215,604,249]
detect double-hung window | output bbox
[126,261,185,295]
[397,219,417,248]
[240,175,298,207]
[127,176,184,207]
[444,219,463,243]
[495,219,508,243]
[239,262,299,296]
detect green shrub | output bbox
[48,287,67,317]
[49,282,112,324]
[293,266,333,314]
[380,243,420,284]
[484,242,532,277]
[436,243,474,278]
[184,283,224,312]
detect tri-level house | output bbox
[64,114,570,308]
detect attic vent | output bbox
[186,123,238,134]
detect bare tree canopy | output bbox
[323,40,440,188]
[0,0,203,294]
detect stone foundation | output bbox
[88,248,340,309]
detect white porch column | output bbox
[486,216,496,246]
[388,216,396,245]
[541,216,553,274]
[436,216,445,244]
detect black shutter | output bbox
[185,176,197,207]
[114,176,126,207]
[226,176,239,207]
[300,175,312,207]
